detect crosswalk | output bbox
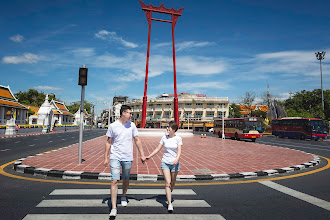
[23,188,226,220]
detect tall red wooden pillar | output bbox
[139,0,184,128]
[172,14,179,126]
[141,9,152,129]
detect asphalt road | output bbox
[0,133,330,220]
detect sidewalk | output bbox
[14,133,320,181]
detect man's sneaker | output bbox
[168,204,173,213]
[109,208,117,217]
[121,196,127,207]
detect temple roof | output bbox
[23,104,40,115]
[0,99,27,109]
[0,85,17,101]
[51,100,73,116]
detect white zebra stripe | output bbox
[23,214,225,220]
[50,189,196,195]
[37,199,211,208]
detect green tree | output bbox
[285,89,329,120]
[229,103,241,118]
[67,101,94,114]
[251,110,267,118]
[15,89,58,106]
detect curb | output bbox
[0,129,83,139]
[12,155,320,182]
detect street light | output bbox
[185,112,190,130]
[315,51,326,112]
[221,107,226,139]
[103,101,111,127]
[78,65,88,164]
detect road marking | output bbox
[48,141,53,143]
[23,214,225,220]
[50,189,196,195]
[15,141,20,143]
[61,139,66,140]
[260,181,330,211]
[1,155,330,186]
[37,199,210,207]
[0,149,10,152]
[28,144,35,147]
[258,141,330,152]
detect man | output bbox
[104,105,146,217]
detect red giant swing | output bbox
[139,0,184,128]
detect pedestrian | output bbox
[146,121,182,213]
[104,105,146,217]
[15,124,19,134]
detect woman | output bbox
[146,121,182,213]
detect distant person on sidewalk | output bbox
[104,105,146,217]
[15,124,19,133]
[146,121,182,213]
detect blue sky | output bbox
[1,0,329,115]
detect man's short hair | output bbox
[120,105,131,116]
[169,121,178,132]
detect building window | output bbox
[148,104,153,110]
[207,103,214,108]
[207,112,214,118]
[164,112,170,118]
[179,104,182,109]
[157,104,162,109]
[195,112,203,118]
[165,104,171,109]
[185,103,192,109]
[156,113,161,119]
[196,103,203,108]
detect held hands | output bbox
[140,155,146,164]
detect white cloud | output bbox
[253,50,326,76]
[9,34,24,42]
[95,30,138,48]
[33,86,63,91]
[71,48,95,57]
[178,81,231,91]
[153,41,216,51]
[177,41,216,51]
[177,56,226,75]
[91,52,226,81]
[2,53,41,64]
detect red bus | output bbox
[214,117,263,142]
[272,117,328,140]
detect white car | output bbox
[208,128,214,132]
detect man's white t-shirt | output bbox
[106,121,138,161]
[160,135,182,164]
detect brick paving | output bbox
[21,135,315,175]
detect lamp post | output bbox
[78,65,88,164]
[103,101,111,127]
[315,51,326,112]
[221,107,226,139]
[186,112,190,130]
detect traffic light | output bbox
[78,66,88,86]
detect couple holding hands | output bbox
[104,105,182,217]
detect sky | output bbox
[1,0,330,115]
